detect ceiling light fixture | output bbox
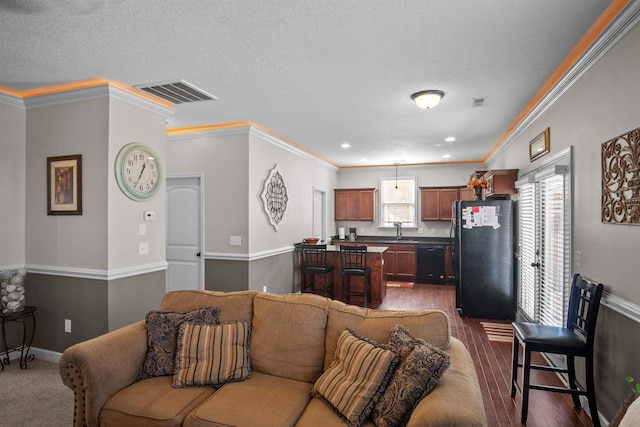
[341,143,351,148]
[393,162,401,194]
[445,136,456,142]
[411,90,445,109]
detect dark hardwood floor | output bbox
[378,283,595,427]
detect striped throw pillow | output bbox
[172,320,251,388]
[312,328,398,427]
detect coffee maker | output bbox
[349,227,357,242]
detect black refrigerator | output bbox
[452,200,515,319]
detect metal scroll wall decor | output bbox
[260,164,289,231]
[602,126,640,224]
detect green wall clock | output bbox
[115,143,162,201]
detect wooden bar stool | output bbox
[339,245,371,307]
[510,273,604,426]
[301,244,334,297]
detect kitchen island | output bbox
[297,244,387,307]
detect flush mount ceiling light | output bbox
[411,90,445,109]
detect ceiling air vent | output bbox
[471,97,487,107]
[135,80,218,104]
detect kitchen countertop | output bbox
[330,235,451,245]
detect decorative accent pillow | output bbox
[373,324,451,427]
[312,328,398,427]
[138,307,220,380]
[172,320,251,388]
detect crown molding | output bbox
[488,0,640,163]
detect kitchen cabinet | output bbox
[483,169,518,198]
[420,187,459,221]
[458,187,475,201]
[373,244,416,281]
[334,188,376,221]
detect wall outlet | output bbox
[230,236,242,246]
[575,251,582,268]
[262,285,268,293]
[139,242,149,255]
[418,228,424,234]
[139,223,146,236]
[65,319,72,333]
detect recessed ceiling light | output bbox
[442,154,452,158]
[360,158,367,162]
[435,143,442,147]
[341,143,351,148]
[445,136,456,142]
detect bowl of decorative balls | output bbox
[303,237,319,245]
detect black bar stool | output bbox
[510,273,604,426]
[339,245,371,307]
[301,244,334,297]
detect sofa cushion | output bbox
[250,292,331,383]
[184,371,313,427]
[159,290,257,323]
[312,329,398,427]
[294,398,377,427]
[100,376,215,427]
[325,300,450,371]
[373,324,451,427]
[173,321,251,388]
[139,307,220,380]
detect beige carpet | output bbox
[0,357,74,427]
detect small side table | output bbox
[0,306,36,371]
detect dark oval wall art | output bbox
[601,126,640,224]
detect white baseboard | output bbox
[3,347,62,364]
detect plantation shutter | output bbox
[517,181,538,321]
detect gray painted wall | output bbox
[0,102,26,267]
[487,20,640,422]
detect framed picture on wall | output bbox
[529,128,550,162]
[47,154,82,215]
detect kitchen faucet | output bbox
[394,222,402,240]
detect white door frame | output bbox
[166,173,205,292]
[312,187,327,242]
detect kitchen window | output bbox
[379,175,417,228]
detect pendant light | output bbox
[393,163,400,194]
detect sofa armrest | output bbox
[58,320,148,427]
[407,337,488,427]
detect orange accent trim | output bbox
[484,0,630,161]
[0,78,173,108]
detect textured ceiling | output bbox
[0,0,614,167]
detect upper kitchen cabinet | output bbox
[335,188,377,221]
[420,187,459,221]
[483,169,518,198]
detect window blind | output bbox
[517,182,538,321]
[539,173,570,327]
[380,177,416,227]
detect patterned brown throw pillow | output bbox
[312,328,398,427]
[373,324,451,427]
[138,307,220,380]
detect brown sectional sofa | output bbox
[59,290,488,427]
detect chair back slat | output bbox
[340,245,367,269]
[567,274,603,348]
[302,244,328,268]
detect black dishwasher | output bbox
[416,244,446,284]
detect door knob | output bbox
[531,262,540,268]
[196,252,201,257]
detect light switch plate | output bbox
[230,236,242,246]
[139,223,146,236]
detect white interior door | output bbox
[167,176,203,292]
[313,188,326,241]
